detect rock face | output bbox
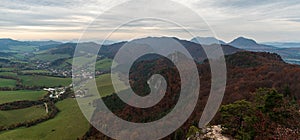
[186,125,229,140]
[203,125,230,140]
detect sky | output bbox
[1,0,300,42]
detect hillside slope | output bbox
[82,51,300,139]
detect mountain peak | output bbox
[229,36,276,51]
[0,38,17,42]
[235,36,257,42]
[229,37,259,48]
[0,38,28,48]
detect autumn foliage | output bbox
[82,51,300,140]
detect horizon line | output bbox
[1,36,300,44]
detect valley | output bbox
[0,37,300,139]
[2,0,300,139]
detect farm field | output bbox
[0,90,47,104]
[67,57,113,70]
[0,105,47,127]
[0,68,15,72]
[0,72,17,78]
[66,56,94,65]
[0,99,90,140]
[32,54,70,62]
[0,54,125,139]
[0,78,16,88]
[20,75,71,87]
[95,58,113,71]
[9,46,37,53]
[20,70,51,75]
[75,73,128,120]
[95,73,127,97]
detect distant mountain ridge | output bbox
[228,37,275,51]
[226,37,300,65]
[25,40,62,46]
[190,36,300,65]
[0,38,63,51]
[264,42,300,48]
[99,37,241,62]
[2,36,300,65]
[190,36,276,51]
[0,38,29,50]
[0,38,62,47]
[191,37,226,45]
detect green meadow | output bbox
[0,105,47,127]
[32,54,70,62]
[20,75,71,87]
[0,99,90,140]
[20,70,51,75]
[0,68,16,72]
[0,72,17,78]
[0,60,127,139]
[0,78,16,88]
[95,58,113,71]
[95,73,127,97]
[0,90,47,104]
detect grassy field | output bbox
[20,70,51,75]
[66,57,113,72]
[76,73,128,120]
[95,58,113,71]
[0,105,47,127]
[33,54,70,62]
[0,78,16,88]
[66,56,95,66]
[0,90,47,104]
[96,74,115,97]
[9,46,37,53]
[20,75,71,87]
[95,73,128,97]
[0,68,15,72]
[0,99,90,140]
[0,72,17,78]
[73,74,116,121]
[0,73,126,139]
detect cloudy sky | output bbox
[1,0,300,42]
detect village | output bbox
[43,84,90,99]
[43,86,69,99]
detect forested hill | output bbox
[82,51,300,139]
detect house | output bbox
[47,87,66,99]
[43,88,55,92]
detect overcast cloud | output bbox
[0,0,300,42]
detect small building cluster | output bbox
[73,70,94,80]
[43,87,66,99]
